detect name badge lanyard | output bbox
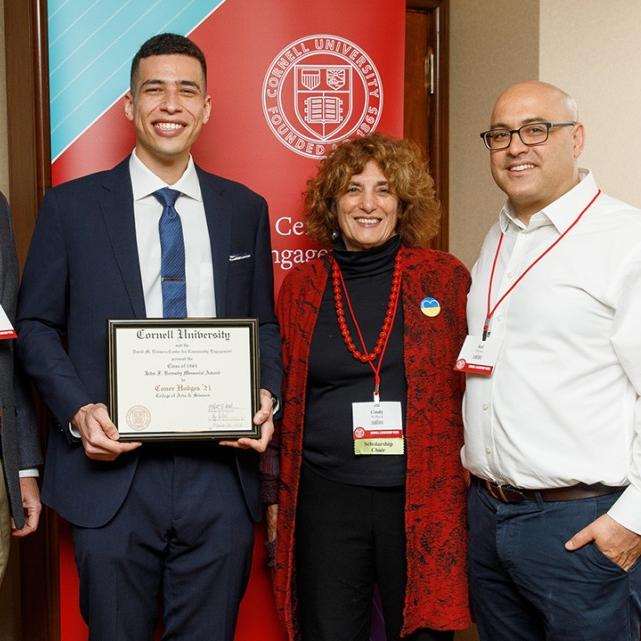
[331,254,402,403]
[482,189,601,341]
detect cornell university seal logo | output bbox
[262,34,383,159]
[126,405,151,431]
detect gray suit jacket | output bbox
[0,193,42,528]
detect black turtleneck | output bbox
[303,235,407,487]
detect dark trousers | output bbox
[295,463,453,641]
[71,445,254,641]
[468,480,641,641]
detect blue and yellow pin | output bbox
[420,297,441,317]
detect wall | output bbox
[449,0,540,268]
[539,0,641,207]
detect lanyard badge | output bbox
[0,305,16,340]
[455,189,601,376]
[352,401,404,455]
[332,255,404,455]
[455,335,502,375]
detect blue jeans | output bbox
[468,480,641,641]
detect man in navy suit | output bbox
[16,33,281,640]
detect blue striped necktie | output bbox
[153,188,187,318]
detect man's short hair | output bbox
[130,33,207,91]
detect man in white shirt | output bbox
[462,80,641,640]
[16,34,281,640]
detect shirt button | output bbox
[497,315,503,322]
[507,271,514,279]
[485,447,492,455]
[482,403,489,411]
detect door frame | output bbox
[406,0,449,250]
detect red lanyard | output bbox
[332,255,402,402]
[483,189,601,340]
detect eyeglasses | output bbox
[480,121,577,150]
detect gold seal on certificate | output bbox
[108,319,260,441]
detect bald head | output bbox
[491,81,578,126]
[486,80,584,223]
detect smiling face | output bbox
[124,54,211,182]
[489,81,584,223]
[336,160,399,251]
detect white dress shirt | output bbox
[69,152,217,440]
[129,150,216,318]
[462,170,641,533]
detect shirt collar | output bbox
[499,169,597,234]
[129,149,203,202]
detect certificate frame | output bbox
[108,318,260,441]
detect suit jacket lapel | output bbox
[100,158,147,318]
[198,168,231,317]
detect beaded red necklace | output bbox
[331,252,403,365]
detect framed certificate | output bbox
[108,319,260,441]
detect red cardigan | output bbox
[273,247,472,638]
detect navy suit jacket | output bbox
[16,157,282,527]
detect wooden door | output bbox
[405,0,449,251]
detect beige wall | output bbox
[449,0,540,268]
[539,0,641,207]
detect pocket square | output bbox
[229,253,252,262]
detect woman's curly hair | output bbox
[304,133,440,247]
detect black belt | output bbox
[474,476,626,504]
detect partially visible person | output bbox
[266,134,470,641]
[0,192,41,585]
[463,80,641,641]
[16,33,280,639]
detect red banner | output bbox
[51,1,405,638]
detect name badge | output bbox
[454,335,503,376]
[0,305,16,340]
[352,401,404,455]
